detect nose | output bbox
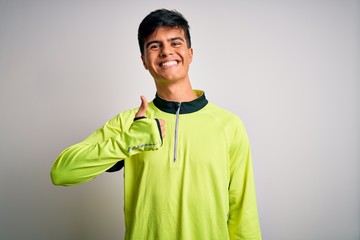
[159,43,173,57]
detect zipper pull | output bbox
[176,102,181,114]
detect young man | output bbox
[51,9,262,240]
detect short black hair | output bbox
[138,9,191,55]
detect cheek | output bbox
[142,56,153,70]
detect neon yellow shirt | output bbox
[51,90,262,240]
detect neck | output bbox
[155,79,197,102]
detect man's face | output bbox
[141,26,193,85]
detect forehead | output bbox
[145,26,185,42]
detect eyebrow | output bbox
[145,37,185,48]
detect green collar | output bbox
[153,90,208,114]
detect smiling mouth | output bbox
[160,60,179,68]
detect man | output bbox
[51,9,262,240]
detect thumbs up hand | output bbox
[134,96,166,139]
[135,95,148,119]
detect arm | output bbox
[50,112,163,186]
[228,122,262,240]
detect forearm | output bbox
[228,126,262,239]
[228,170,262,240]
[51,117,162,186]
[51,134,129,186]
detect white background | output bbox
[0,0,359,239]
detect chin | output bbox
[154,75,177,82]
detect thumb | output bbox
[135,95,148,118]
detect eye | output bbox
[172,41,182,47]
[148,44,160,50]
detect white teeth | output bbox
[161,61,178,67]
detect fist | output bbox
[158,119,166,139]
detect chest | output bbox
[138,112,230,171]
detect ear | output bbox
[141,55,149,70]
[188,48,193,64]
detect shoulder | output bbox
[204,102,249,141]
[204,102,244,126]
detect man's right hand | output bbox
[135,96,166,139]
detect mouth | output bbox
[159,60,179,68]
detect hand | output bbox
[158,119,166,139]
[135,96,166,138]
[135,95,148,118]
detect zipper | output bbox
[173,102,181,163]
